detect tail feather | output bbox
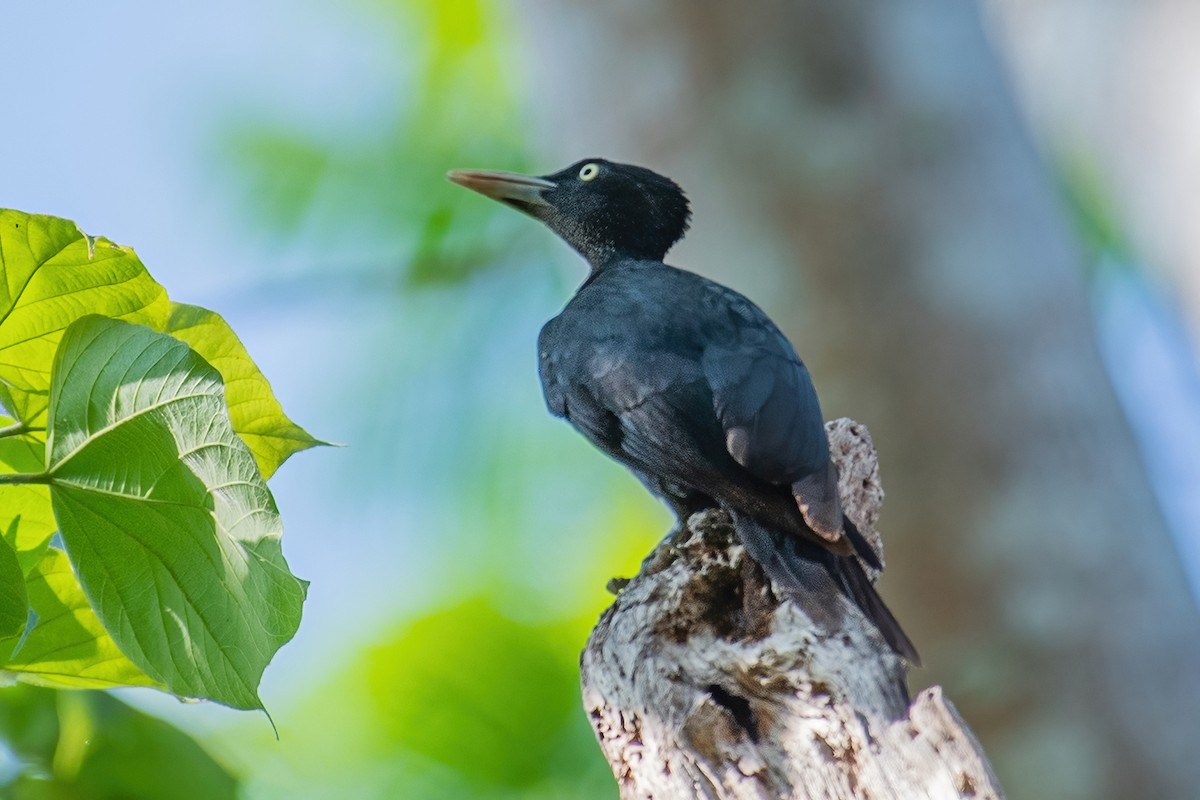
[732,510,920,665]
[841,514,883,572]
[835,553,921,665]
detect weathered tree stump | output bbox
[582,419,1003,799]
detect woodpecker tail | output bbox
[731,510,920,666]
[841,514,883,572]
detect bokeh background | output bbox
[4,1,1200,798]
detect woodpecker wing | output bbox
[700,283,845,543]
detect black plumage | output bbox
[449,158,918,663]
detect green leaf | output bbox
[0,684,238,800]
[44,316,305,709]
[0,210,170,428]
[2,547,158,689]
[0,418,55,573]
[164,302,324,478]
[0,530,27,640]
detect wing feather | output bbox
[699,284,845,543]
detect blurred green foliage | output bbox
[209,601,618,799]
[367,601,580,786]
[0,684,237,799]
[221,0,538,288]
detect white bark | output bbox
[582,420,1003,800]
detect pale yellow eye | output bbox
[579,163,600,181]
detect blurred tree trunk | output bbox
[513,1,1200,798]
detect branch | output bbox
[582,419,1004,799]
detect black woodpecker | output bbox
[448,158,918,663]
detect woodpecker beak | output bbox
[447,169,555,210]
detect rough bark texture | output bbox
[516,3,1200,797]
[583,420,1003,800]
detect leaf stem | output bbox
[0,472,48,485]
[0,422,29,440]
